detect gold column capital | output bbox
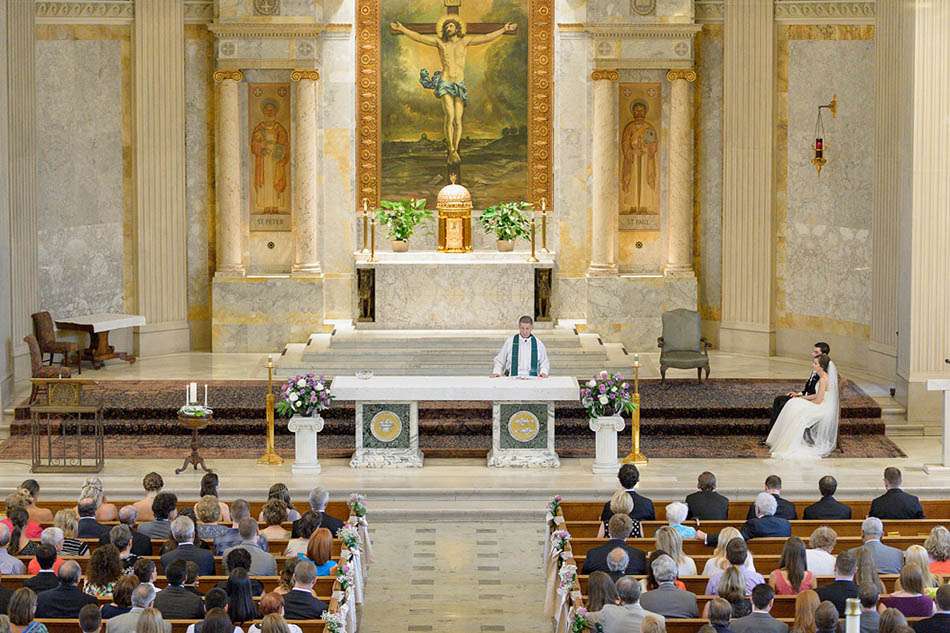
[213,70,244,83]
[590,69,620,81]
[291,69,320,82]
[666,69,697,83]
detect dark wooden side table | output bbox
[54,313,145,369]
[176,413,213,474]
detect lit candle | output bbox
[190,382,197,404]
[204,384,208,407]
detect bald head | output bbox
[59,560,82,585]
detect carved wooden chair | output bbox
[657,308,711,385]
[24,335,73,404]
[31,311,80,373]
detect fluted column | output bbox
[214,70,245,275]
[133,0,190,355]
[291,70,322,275]
[588,69,619,276]
[719,0,774,355]
[665,68,696,276]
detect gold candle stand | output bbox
[258,356,283,465]
[360,199,369,253]
[621,356,648,464]
[540,198,549,254]
[528,213,539,262]
[368,213,377,262]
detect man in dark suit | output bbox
[76,497,111,539]
[160,517,215,577]
[685,471,729,520]
[701,493,791,546]
[604,548,629,583]
[767,342,827,434]
[138,492,178,541]
[295,488,345,538]
[153,560,204,620]
[35,560,98,618]
[24,544,59,593]
[581,514,647,576]
[600,464,655,527]
[100,506,153,557]
[803,475,852,520]
[913,584,950,633]
[283,560,328,620]
[0,576,12,615]
[745,475,797,520]
[730,584,789,633]
[815,550,859,617]
[869,466,925,519]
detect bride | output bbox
[767,354,839,459]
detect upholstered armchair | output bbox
[24,335,73,404]
[31,311,80,373]
[657,308,711,384]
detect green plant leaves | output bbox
[376,198,433,241]
[477,200,533,241]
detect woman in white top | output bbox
[804,526,838,576]
[701,527,756,577]
[654,526,697,577]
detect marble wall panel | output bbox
[588,0,692,22]
[36,38,125,318]
[586,275,696,349]
[697,25,722,318]
[217,0,319,19]
[0,1,12,401]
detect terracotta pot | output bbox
[496,239,514,252]
[391,240,409,252]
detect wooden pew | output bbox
[0,576,337,597]
[39,620,326,633]
[16,556,342,576]
[75,538,344,557]
[571,554,785,575]
[4,500,352,520]
[575,574,902,596]
[561,518,949,539]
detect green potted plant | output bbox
[376,198,432,252]
[478,201,533,251]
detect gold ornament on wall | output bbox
[811,95,837,175]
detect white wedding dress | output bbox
[766,362,840,459]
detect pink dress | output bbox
[769,569,815,595]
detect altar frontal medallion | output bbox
[369,410,403,443]
[507,410,541,443]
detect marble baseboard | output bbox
[486,449,560,468]
[349,448,425,468]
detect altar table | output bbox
[55,313,145,369]
[330,376,579,468]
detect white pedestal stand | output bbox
[924,379,950,473]
[288,414,325,474]
[589,415,625,474]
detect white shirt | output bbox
[806,548,837,576]
[493,335,550,377]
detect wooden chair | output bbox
[24,335,72,404]
[658,308,710,384]
[32,311,80,373]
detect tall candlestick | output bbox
[369,215,377,262]
[204,384,208,407]
[528,214,539,263]
[540,198,549,254]
[622,362,647,465]
[361,199,369,254]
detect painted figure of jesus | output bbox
[391,16,516,164]
[250,99,289,213]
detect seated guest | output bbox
[197,474,231,524]
[685,471,729,520]
[880,563,936,617]
[745,475,797,520]
[8,587,47,633]
[640,614,664,633]
[585,571,620,617]
[99,507,152,558]
[899,545,940,590]
[664,502,695,540]
[35,560,98,618]
[705,538,765,596]
[18,481,53,524]
[705,597,735,633]
[282,561,327,620]
[131,473,165,524]
[153,560,204,620]
[813,601,839,633]
[639,554,698,618]
[223,518,276,576]
[260,500,291,542]
[597,489,641,539]
[605,548,628,583]
[26,530,64,575]
[131,608,169,633]
[645,550,685,591]
[194,497,229,543]
[2,493,41,541]
[714,568,752,618]
[815,550,859,617]
[248,596,303,633]
[53,509,89,556]
[803,476,852,519]
[78,478,118,523]
[923,526,950,575]
[853,517,903,574]
[654,526,696,577]
[700,493,791,546]
[108,525,140,573]
[879,607,909,633]
[701,527,756,577]
[730,583,789,633]
[183,588,229,633]
[0,571,12,614]
[79,603,102,633]
[197,609,237,633]
[24,545,59,594]
[854,545,886,593]
[274,559,298,596]
[137,492,178,540]
[600,465,655,529]
[284,513,319,558]
[595,576,663,633]
[214,500,267,556]
[160,517,214,577]
[216,549,263,597]
[870,467,924,519]
[298,488,340,537]
[804,527,838,577]
[769,537,815,595]
[83,544,123,598]
[0,525,25,575]
[132,559,158,591]
[261,485,301,523]
[790,590,819,633]
[856,583,881,633]
[301,528,337,577]
[912,584,950,633]
[581,514,647,576]
[101,575,139,620]
[183,562,201,596]
[77,497,111,540]
[223,569,258,627]
[3,507,34,556]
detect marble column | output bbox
[588,69,619,276]
[665,69,697,276]
[214,70,245,275]
[6,0,38,381]
[291,70,322,275]
[719,0,774,355]
[133,0,190,355]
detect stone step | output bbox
[276,365,622,378]
[300,350,608,362]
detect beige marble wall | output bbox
[0,0,11,403]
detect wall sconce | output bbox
[812,95,837,175]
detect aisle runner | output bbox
[361,521,548,633]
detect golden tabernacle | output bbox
[436,175,473,253]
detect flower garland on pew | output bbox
[569,607,600,633]
[338,520,366,606]
[545,528,574,618]
[348,493,374,564]
[545,496,566,559]
[320,610,347,633]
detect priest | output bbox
[491,315,550,378]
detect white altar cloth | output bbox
[330,376,579,402]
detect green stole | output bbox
[509,334,539,377]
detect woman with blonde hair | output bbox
[640,614,666,633]
[923,525,950,574]
[274,558,298,595]
[78,477,117,522]
[135,608,167,633]
[596,488,641,538]
[879,562,936,617]
[707,567,751,618]
[877,607,908,633]
[197,473,231,523]
[53,508,88,556]
[897,545,939,590]
[260,499,291,541]
[7,588,47,633]
[701,526,755,576]
[854,546,885,593]
[654,526,697,577]
[2,492,41,543]
[790,589,819,633]
[194,495,229,542]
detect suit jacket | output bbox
[850,540,904,574]
[0,586,11,616]
[746,494,797,521]
[638,583,699,618]
[317,512,344,537]
[138,519,173,541]
[803,495,852,520]
[154,585,205,620]
[858,609,880,633]
[222,542,277,576]
[912,612,950,633]
[600,490,656,525]
[283,588,328,620]
[160,543,215,577]
[815,579,859,616]
[730,611,789,633]
[802,372,819,395]
[594,603,663,633]
[685,490,730,520]
[77,516,112,539]
[869,488,925,519]
[706,516,791,547]
[213,528,268,556]
[24,571,60,593]
[35,583,99,618]
[99,526,153,557]
[581,538,648,576]
[106,607,172,633]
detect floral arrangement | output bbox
[558,563,578,592]
[570,607,596,633]
[338,522,361,552]
[548,495,562,516]
[178,404,212,418]
[320,611,346,633]
[275,373,332,418]
[550,529,571,554]
[580,370,637,418]
[348,493,367,518]
[335,560,353,593]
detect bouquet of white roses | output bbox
[275,373,332,418]
[580,370,636,418]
